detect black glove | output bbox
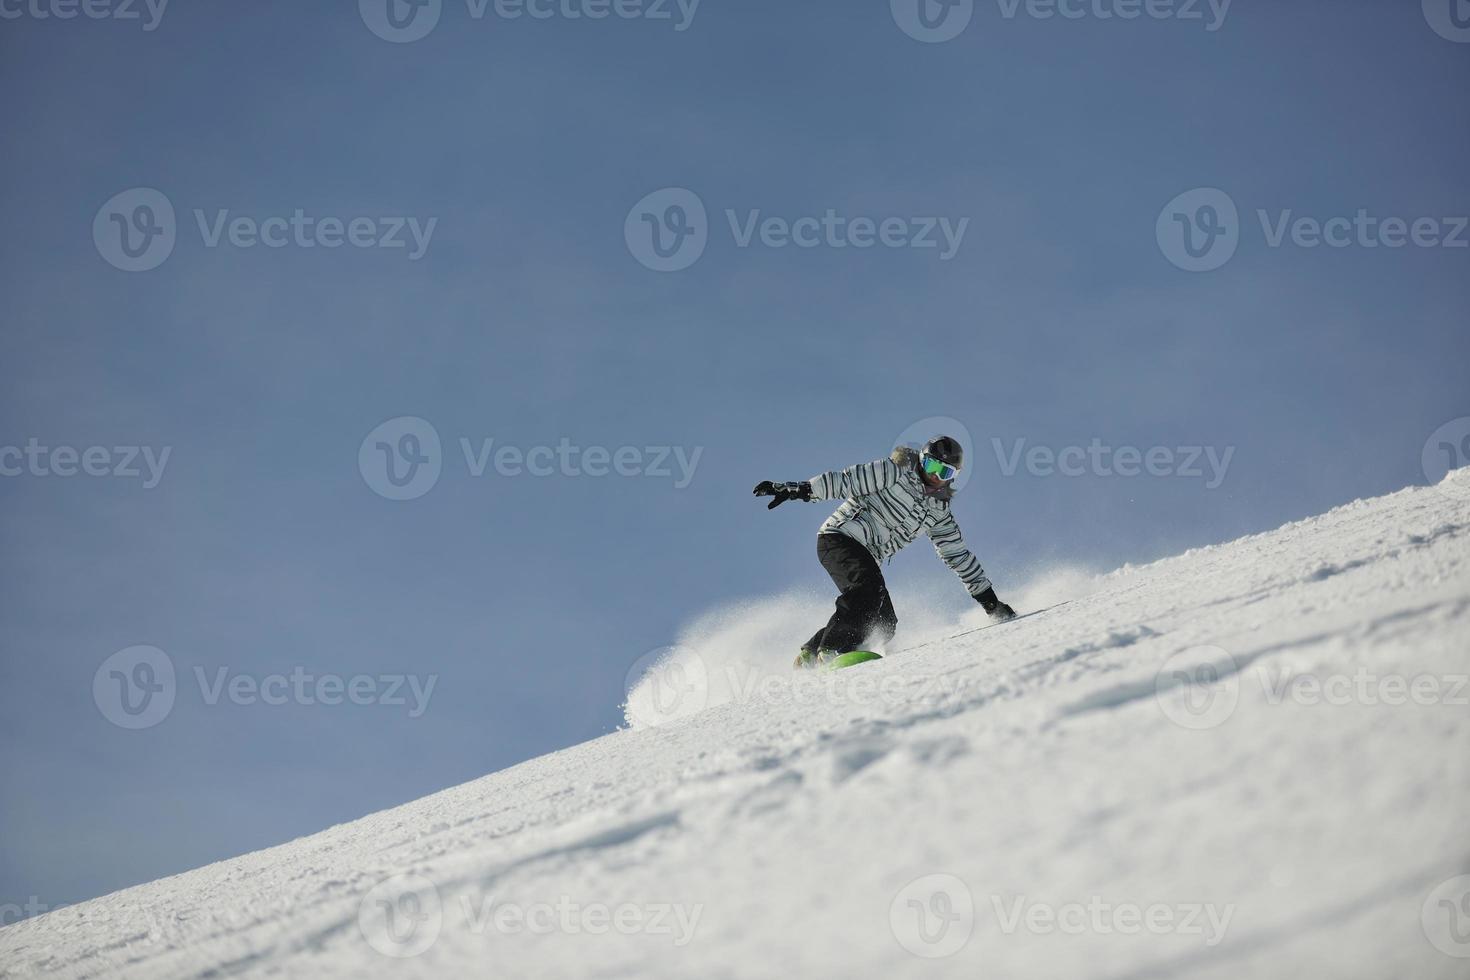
[753,480,812,509]
[976,587,1016,621]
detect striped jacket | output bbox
[807,448,993,598]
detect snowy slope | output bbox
[4,474,1469,979]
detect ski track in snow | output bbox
[4,475,1469,979]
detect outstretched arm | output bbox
[752,456,907,510]
[928,510,1015,619]
[806,456,906,502]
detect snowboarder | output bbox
[754,436,1016,668]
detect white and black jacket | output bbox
[807,448,993,598]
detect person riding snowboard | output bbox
[754,436,1016,669]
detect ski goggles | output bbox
[921,453,959,482]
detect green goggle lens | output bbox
[922,455,958,481]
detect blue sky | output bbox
[1,0,1466,914]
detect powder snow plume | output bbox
[623,564,1105,729]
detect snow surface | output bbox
[4,473,1469,979]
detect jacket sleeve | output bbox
[927,508,993,598]
[807,457,905,502]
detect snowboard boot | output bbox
[793,648,841,670]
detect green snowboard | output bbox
[826,650,882,670]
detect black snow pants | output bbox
[803,532,898,655]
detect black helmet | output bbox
[922,435,964,470]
